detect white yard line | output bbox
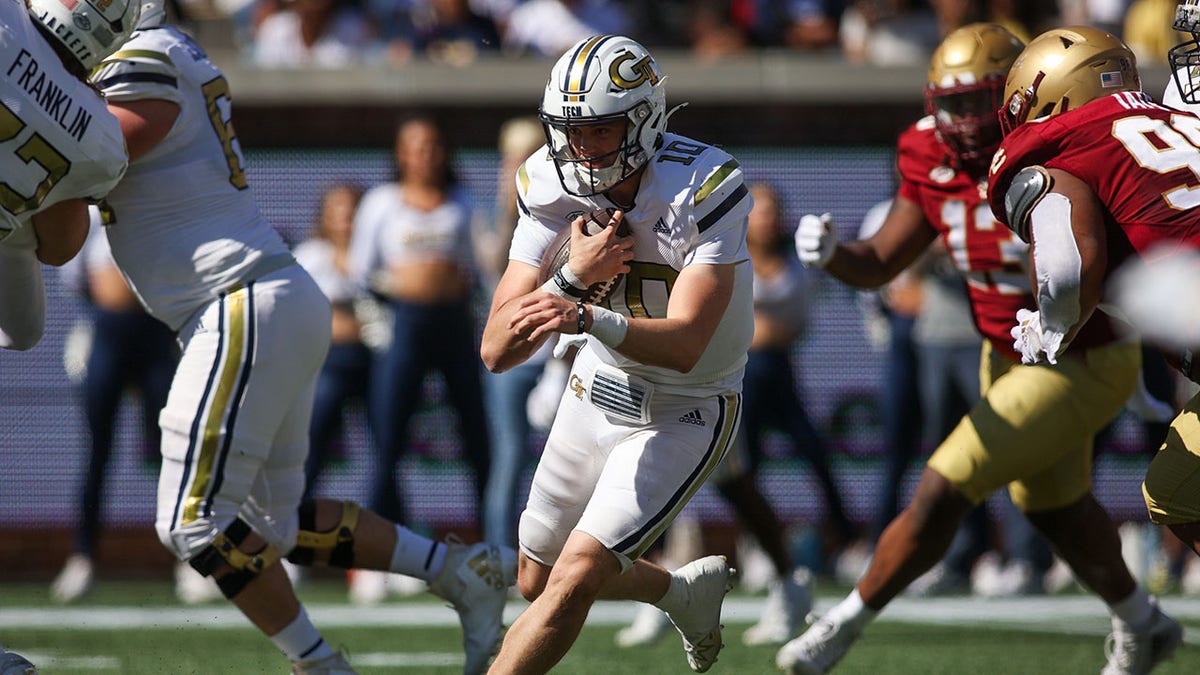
[2,596,1200,631]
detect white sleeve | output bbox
[1029,192,1082,357]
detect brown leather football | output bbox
[537,208,628,304]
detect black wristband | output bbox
[553,269,588,298]
[576,301,587,335]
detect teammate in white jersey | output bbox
[480,35,752,674]
[0,0,138,350]
[90,5,514,674]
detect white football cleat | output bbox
[347,569,390,605]
[743,567,812,646]
[50,554,95,604]
[615,603,672,648]
[665,555,734,673]
[427,536,516,675]
[1101,597,1183,675]
[291,649,356,675]
[775,615,862,675]
[174,561,222,605]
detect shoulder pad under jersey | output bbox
[1004,165,1053,243]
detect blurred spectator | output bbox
[1059,0,1131,35]
[501,0,632,57]
[347,115,491,602]
[479,116,553,548]
[984,0,1060,42]
[1124,0,1186,65]
[51,217,178,604]
[689,0,751,59]
[293,184,372,502]
[251,0,376,68]
[780,0,848,50]
[412,0,501,64]
[738,182,857,561]
[375,0,501,66]
[839,0,941,65]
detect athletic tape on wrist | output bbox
[588,306,628,347]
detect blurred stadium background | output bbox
[0,22,1178,582]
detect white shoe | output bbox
[775,615,862,675]
[665,555,734,673]
[174,561,222,605]
[1181,555,1200,595]
[743,568,813,646]
[1101,597,1183,675]
[387,573,427,598]
[348,569,389,605]
[427,536,517,675]
[1043,556,1079,594]
[291,650,356,674]
[50,554,94,604]
[735,534,775,594]
[833,541,873,586]
[906,562,968,597]
[615,603,671,648]
[0,648,37,674]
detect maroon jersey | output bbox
[897,116,1038,361]
[990,91,1200,268]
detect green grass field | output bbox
[2,580,1198,674]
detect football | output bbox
[537,208,629,304]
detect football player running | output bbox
[0,0,138,350]
[480,35,752,674]
[990,23,1200,641]
[777,23,1182,675]
[89,4,515,674]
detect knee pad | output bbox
[189,518,281,599]
[517,510,564,568]
[286,500,359,569]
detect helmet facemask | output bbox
[926,75,1007,175]
[541,99,656,197]
[1170,0,1200,105]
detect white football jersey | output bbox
[0,0,127,237]
[1164,66,1200,115]
[510,132,754,395]
[91,26,293,330]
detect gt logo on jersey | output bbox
[609,51,658,90]
[569,374,586,399]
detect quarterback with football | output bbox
[778,23,1181,674]
[480,35,752,674]
[90,3,514,673]
[989,23,1200,612]
[0,0,138,350]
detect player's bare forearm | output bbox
[32,198,88,266]
[827,197,937,289]
[481,261,547,372]
[604,263,733,372]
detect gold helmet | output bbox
[925,23,1024,174]
[1000,26,1140,135]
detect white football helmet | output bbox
[539,35,668,197]
[138,0,167,28]
[1171,0,1200,104]
[28,0,141,71]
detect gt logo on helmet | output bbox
[610,51,659,90]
